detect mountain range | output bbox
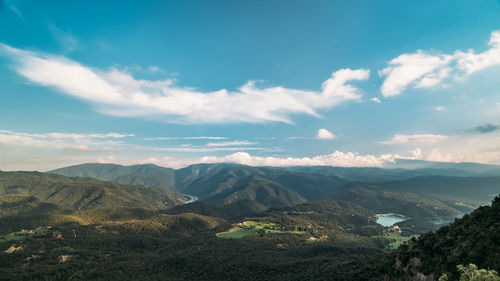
[50,161,500,214]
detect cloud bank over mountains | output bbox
[1,127,500,171]
[198,151,420,168]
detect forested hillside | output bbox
[381,196,500,280]
[0,171,185,211]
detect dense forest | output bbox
[0,164,499,280]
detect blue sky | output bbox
[1,0,500,170]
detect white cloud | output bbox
[97,156,116,164]
[199,151,402,167]
[379,30,500,96]
[408,148,423,159]
[206,141,255,147]
[317,129,336,139]
[426,149,455,162]
[0,44,369,124]
[455,31,500,74]
[379,51,453,97]
[370,97,381,103]
[434,106,447,112]
[378,134,448,145]
[139,156,193,169]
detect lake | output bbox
[376,213,408,227]
[184,194,199,204]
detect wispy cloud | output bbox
[378,134,448,145]
[153,146,263,153]
[286,136,308,140]
[5,130,500,170]
[370,97,381,103]
[0,44,369,124]
[379,30,500,97]
[3,0,23,21]
[143,136,227,141]
[206,140,256,147]
[48,24,81,53]
[148,65,163,73]
[0,130,131,150]
[67,145,114,152]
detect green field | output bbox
[243,221,286,233]
[385,232,419,249]
[217,227,260,238]
[0,227,52,243]
[216,220,305,239]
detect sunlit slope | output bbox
[0,171,185,211]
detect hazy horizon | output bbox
[2,158,500,174]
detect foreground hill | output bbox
[0,196,388,280]
[0,171,185,211]
[165,198,383,238]
[381,196,500,280]
[246,199,385,238]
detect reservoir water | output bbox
[184,194,199,204]
[376,213,408,227]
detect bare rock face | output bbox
[58,255,73,263]
[4,245,23,254]
[25,254,41,261]
[384,257,435,281]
